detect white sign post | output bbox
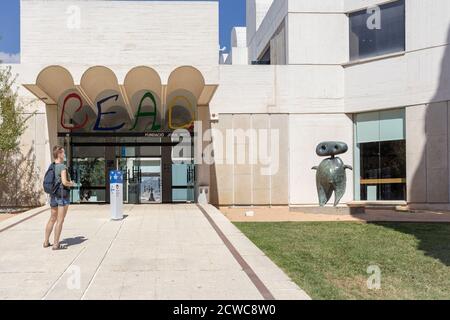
[109,170,123,220]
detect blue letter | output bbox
[93,94,125,131]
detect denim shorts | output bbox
[50,195,70,208]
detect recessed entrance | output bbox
[66,134,195,204]
[26,65,217,205]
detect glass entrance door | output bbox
[172,162,195,202]
[70,146,107,203]
[119,158,162,204]
[139,159,162,204]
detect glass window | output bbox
[349,0,405,61]
[70,157,107,203]
[172,189,194,202]
[171,163,195,202]
[355,109,406,201]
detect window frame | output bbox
[347,0,406,62]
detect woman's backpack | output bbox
[43,163,56,194]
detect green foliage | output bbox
[0,65,29,153]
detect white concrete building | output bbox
[3,0,450,211]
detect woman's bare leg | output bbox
[44,208,58,247]
[53,205,69,248]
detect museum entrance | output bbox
[64,134,195,204]
[120,157,162,204]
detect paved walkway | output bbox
[0,204,309,300]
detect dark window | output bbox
[349,0,405,61]
[252,46,271,65]
[359,140,406,201]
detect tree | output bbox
[0,65,30,167]
[0,64,39,206]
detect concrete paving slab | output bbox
[200,204,311,300]
[0,204,310,300]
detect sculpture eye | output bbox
[321,145,327,151]
[334,145,339,150]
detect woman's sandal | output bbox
[43,241,52,248]
[52,243,67,250]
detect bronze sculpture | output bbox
[312,142,352,207]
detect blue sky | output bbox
[0,0,21,63]
[0,0,245,63]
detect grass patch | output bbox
[233,221,450,300]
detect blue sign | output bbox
[109,170,123,184]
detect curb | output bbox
[199,204,312,300]
[0,205,50,233]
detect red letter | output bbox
[60,93,89,130]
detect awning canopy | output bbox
[23,65,218,107]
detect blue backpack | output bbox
[43,163,57,194]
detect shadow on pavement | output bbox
[60,236,88,247]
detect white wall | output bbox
[247,0,287,63]
[248,0,450,112]
[345,0,450,113]
[289,114,354,205]
[21,0,218,68]
[406,102,450,210]
[210,64,350,206]
[248,0,346,64]
[13,0,220,90]
[246,0,275,59]
[212,65,344,115]
[287,13,348,65]
[290,0,344,12]
[229,27,249,65]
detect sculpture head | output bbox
[316,141,348,157]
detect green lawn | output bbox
[234,222,450,300]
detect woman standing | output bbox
[43,145,75,250]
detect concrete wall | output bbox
[228,27,249,65]
[287,13,348,65]
[209,113,289,206]
[406,102,450,210]
[211,64,347,205]
[247,0,287,63]
[247,0,346,64]
[11,0,219,98]
[342,0,450,210]
[246,0,275,61]
[345,0,450,112]
[209,112,353,207]
[289,114,354,205]
[246,0,450,110]
[212,65,345,114]
[21,0,218,68]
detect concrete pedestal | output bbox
[289,205,365,215]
